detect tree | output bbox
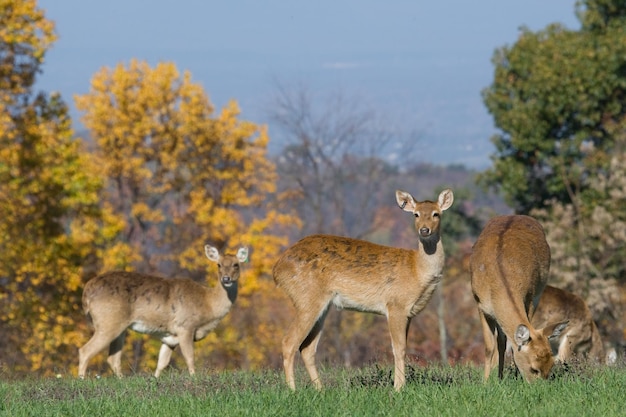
[480,0,626,213]
[75,60,297,373]
[0,0,55,108]
[0,0,125,375]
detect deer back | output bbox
[82,272,209,329]
[471,215,551,319]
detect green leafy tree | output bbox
[480,0,626,213]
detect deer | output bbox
[470,215,568,382]
[272,188,454,391]
[78,245,248,378]
[532,285,613,365]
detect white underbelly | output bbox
[130,321,170,338]
[332,294,385,315]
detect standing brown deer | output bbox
[273,189,454,391]
[532,285,612,364]
[470,215,567,382]
[78,245,248,378]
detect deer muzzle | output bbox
[419,227,432,237]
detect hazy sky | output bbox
[37,1,581,168]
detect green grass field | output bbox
[2,362,625,417]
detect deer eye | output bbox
[433,212,440,218]
[530,368,540,375]
[414,212,420,218]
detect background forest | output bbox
[1,0,626,378]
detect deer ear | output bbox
[514,324,531,349]
[543,320,569,341]
[236,247,249,263]
[205,245,220,263]
[396,190,416,212]
[438,189,454,211]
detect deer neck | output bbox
[416,233,445,275]
[222,281,239,304]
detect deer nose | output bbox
[221,276,231,284]
[419,227,431,236]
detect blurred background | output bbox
[0,0,624,377]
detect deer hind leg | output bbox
[387,310,410,391]
[78,329,122,378]
[106,331,126,377]
[478,310,499,381]
[282,301,330,390]
[299,307,330,390]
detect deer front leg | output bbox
[496,326,507,379]
[556,331,575,363]
[177,331,197,376]
[478,310,498,381]
[387,310,410,391]
[155,343,176,377]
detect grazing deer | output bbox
[273,189,454,391]
[470,215,568,382]
[532,285,613,364]
[78,245,248,378]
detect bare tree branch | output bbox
[269,82,421,239]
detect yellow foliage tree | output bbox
[75,59,298,374]
[0,0,131,376]
[0,0,55,104]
